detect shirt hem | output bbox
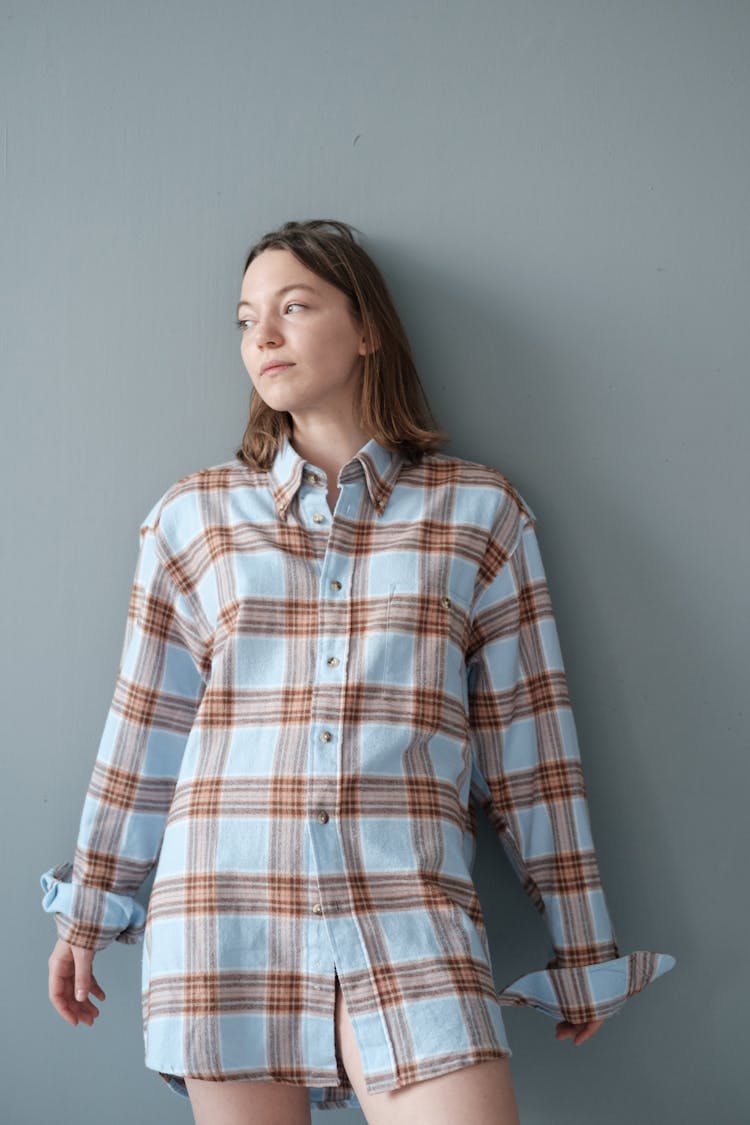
[150,1044,513,1111]
[362,1044,513,1097]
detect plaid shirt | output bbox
[41,434,674,1110]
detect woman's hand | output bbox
[554,1017,605,1046]
[48,938,106,1027]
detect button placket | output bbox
[301,466,330,532]
[304,479,365,964]
[308,536,343,870]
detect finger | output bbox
[69,947,103,1024]
[89,973,106,1002]
[76,999,100,1025]
[71,945,95,1003]
[556,1020,598,1046]
[574,1019,604,1046]
[58,987,100,1026]
[47,942,103,1027]
[48,944,79,1025]
[52,993,79,1027]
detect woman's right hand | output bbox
[48,938,106,1027]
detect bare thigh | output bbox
[334,976,521,1125]
[184,1075,312,1125]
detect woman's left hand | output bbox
[554,1018,605,1046]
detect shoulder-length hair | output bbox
[234,219,449,470]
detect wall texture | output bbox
[2,2,747,1121]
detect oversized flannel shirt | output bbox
[41,434,674,1110]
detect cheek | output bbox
[239,337,254,373]
[317,328,362,369]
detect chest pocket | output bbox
[383,581,472,706]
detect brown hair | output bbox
[234,219,449,470]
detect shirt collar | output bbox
[269,434,404,521]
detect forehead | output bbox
[240,248,324,299]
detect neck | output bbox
[288,417,371,478]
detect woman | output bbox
[43,219,674,1124]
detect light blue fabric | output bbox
[501,951,676,1022]
[41,862,147,945]
[41,435,675,1110]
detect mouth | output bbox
[261,362,294,377]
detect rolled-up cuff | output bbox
[497,950,676,1024]
[40,862,147,950]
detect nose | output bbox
[254,311,283,348]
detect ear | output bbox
[358,329,379,356]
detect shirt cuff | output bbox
[497,950,676,1023]
[40,862,147,950]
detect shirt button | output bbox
[320,730,332,742]
[317,810,330,824]
[313,513,326,523]
[330,580,342,591]
[327,656,340,667]
[312,903,323,915]
[440,596,452,609]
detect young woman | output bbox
[43,219,674,1125]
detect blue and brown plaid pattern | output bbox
[42,434,674,1110]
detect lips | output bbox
[261,361,294,376]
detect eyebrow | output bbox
[236,283,318,316]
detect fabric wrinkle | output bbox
[40,434,675,1111]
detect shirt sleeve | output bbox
[466,506,675,1025]
[40,515,211,951]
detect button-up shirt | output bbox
[41,434,674,1110]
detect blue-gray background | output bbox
[2,2,746,1121]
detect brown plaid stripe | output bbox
[88,761,177,814]
[42,438,672,1109]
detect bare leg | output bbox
[334,977,521,1125]
[184,1076,312,1125]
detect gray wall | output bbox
[2,2,746,1121]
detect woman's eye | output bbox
[235,303,304,330]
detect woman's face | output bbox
[237,248,368,422]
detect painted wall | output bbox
[3,2,746,1121]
